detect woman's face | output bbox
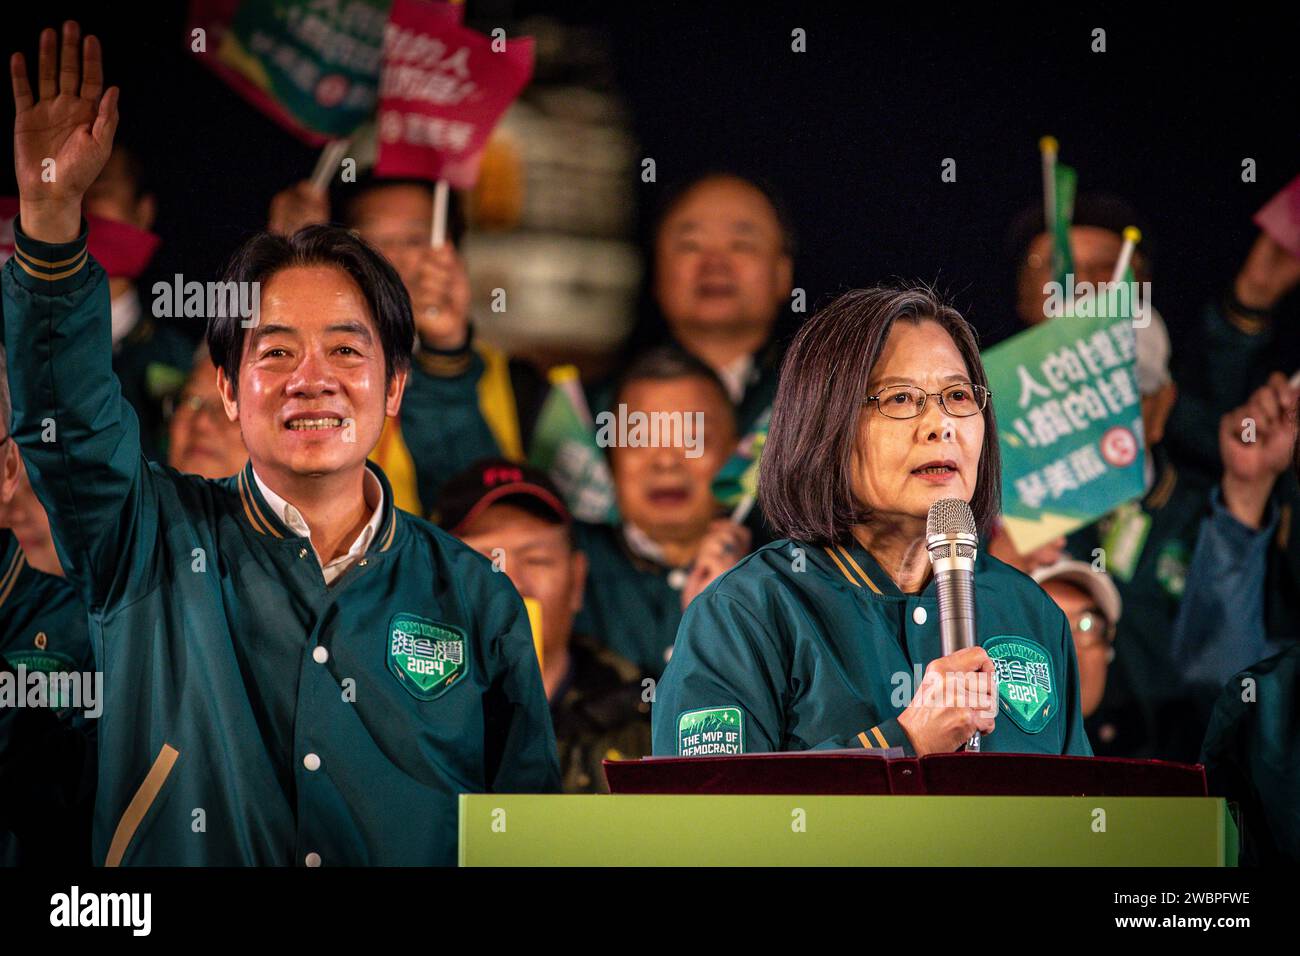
[851,319,985,530]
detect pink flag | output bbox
[374,0,534,189]
[1254,173,1300,259]
[0,198,160,280]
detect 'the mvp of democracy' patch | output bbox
[677,706,744,756]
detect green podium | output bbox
[458,795,1237,866]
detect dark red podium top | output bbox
[604,751,1207,797]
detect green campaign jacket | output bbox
[0,531,96,865]
[652,538,1093,758]
[1201,644,1300,866]
[573,522,684,679]
[2,225,560,866]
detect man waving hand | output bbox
[4,22,559,866]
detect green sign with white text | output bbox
[983,309,1146,552]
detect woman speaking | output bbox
[652,285,1092,757]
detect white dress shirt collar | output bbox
[252,467,384,585]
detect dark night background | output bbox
[2,2,1297,358]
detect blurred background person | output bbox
[1173,374,1299,703]
[1199,410,1300,866]
[440,458,650,793]
[0,346,95,866]
[617,171,796,438]
[165,344,247,479]
[84,140,193,461]
[575,346,747,677]
[1030,559,1122,720]
[1061,308,1214,760]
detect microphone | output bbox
[925,498,982,752]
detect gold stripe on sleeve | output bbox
[870,725,889,748]
[13,249,88,281]
[104,743,180,867]
[857,731,874,749]
[14,244,88,269]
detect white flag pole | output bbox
[309,139,350,193]
[431,179,450,247]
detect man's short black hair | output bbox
[1006,191,1154,278]
[331,171,467,248]
[207,225,414,395]
[614,344,734,416]
[649,170,797,259]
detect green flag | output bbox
[1049,162,1077,287]
[528,366,619,524]
[712,406,770,522]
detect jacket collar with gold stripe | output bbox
[234,459,401,555]
[0,531,27,612]
[814,537,989,600]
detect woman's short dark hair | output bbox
[759,284,1002,545]
[207,225,414,395]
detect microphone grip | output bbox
[935,568,976,657]
[934,567,981,752]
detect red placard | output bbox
[1254,173,1300,259]
[374,0,534,189]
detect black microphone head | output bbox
[926,498,978,559]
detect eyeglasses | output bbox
[1069,610,1114,650]
[863,383,991,420]
[164,393,228,423]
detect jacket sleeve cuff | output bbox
[856,717,915,756]
[415,324,474,378]
[9,219,93,296]
[1209,484,1279,545]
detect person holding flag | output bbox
[3,22,558,865]
[995,142,1300,760]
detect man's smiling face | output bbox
[218,264,406,483]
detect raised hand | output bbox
[680,518,752,610]
[1219,371,1299,528]
[11,22,119,243]
[1235,232,1300,313]
[411,244,472,351]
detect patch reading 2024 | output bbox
[984,635,1058,734]
[677,706,744,756]
[387,613,468,701]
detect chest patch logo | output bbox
[983,635,1057,734]
[2,650,78,708]
[387,613,468,701]
[677,706,744,756]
